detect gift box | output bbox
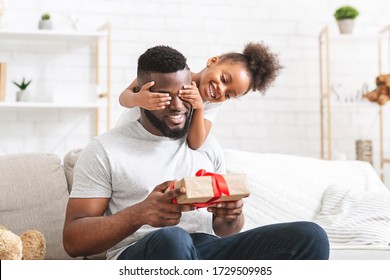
[170,170,250,206]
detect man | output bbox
[63,45,329,260]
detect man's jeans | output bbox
[117,221,329,260]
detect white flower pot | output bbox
[337,19,355,34]
[39,20,52,30]
[16,90,29,102]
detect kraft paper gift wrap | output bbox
[171,173,250,205]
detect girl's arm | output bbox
[119,79,140,108]
[187,109,212,150]
[179,81,211,150]
[119,79,171,110]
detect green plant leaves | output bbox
[12,77,32,90]
[334,6,359,20]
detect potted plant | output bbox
[13,77,32,102]
[38,13,52,30]
[334,6,359,34]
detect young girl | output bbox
[118,42,282,149]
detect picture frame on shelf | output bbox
[0,62,6,102]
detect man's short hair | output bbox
[137,45,189,78]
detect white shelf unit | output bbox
[0,102,104,109]
[0,29,107,40]
[0,23,111,135]
[319,25,390,181]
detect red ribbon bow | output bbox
[170,169,230,208]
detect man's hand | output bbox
[179,81,204,110]
[207,200,244,222]
[135,81,172,110]
[138,181,195,228]
[208,199,245,237]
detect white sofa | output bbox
[224,149,390,260]
[1,149,389,259]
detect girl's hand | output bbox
[136,81,172,110]
[179,81,204,110]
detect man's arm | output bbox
[63,182,195,258]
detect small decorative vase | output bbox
[337,19,355,34]
[16,90,29,102]
[38,20,52,30]
[356,139,373,165]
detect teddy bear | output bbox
[364,74,390,105]
[0,224,46,260]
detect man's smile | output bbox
[165,113,186,125]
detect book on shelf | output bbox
[0,62,6,102]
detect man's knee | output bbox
[293,221,329,244]
[157,227,192,246]
[291,221,329,259]
[150,227,196,259]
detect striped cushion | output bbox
[314,185,390,246]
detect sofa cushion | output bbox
[64,148,82,193]
[0,153,71,259]
[314,184,390,246]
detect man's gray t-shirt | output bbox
[70,121,225,259]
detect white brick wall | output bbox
[1,0,390,186]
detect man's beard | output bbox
[144,109,192,140]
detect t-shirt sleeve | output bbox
[115,108,141,127]
[70,139,112,198]
[203,102,222,123]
